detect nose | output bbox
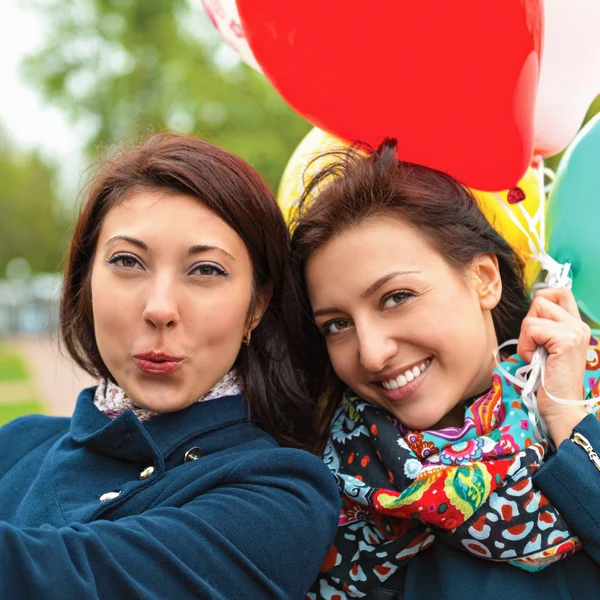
[356,320,398,374]
[142,277,180,330]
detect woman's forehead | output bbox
[97,191,247,258]
[307,218,439,274]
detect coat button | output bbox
[184,447,203,462]
[99,490,121,502]
[139,465,155,480]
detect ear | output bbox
[246,282,274,333]
[471,254,502,311]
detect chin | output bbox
[124,379,185,413]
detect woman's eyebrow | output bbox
[188,244,235,261]
[360,271,421,299]
[103,235,148,251]
[313,270,422,318]
[313,306,340,318]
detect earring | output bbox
[242,330,251,345]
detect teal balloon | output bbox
[547,113,600,322]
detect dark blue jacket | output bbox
[0,388,339,599]
[373,415,600,600]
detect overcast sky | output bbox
[0,0,91,192]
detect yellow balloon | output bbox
[277,128,360,224]
[278,127,542,288]
[472,169,542,289]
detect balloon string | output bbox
[490,157,590,443]
[491,193,539,258]
[535,158,546,246]
[518,201,544,250]
[493,339,598,443]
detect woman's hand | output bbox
[517,287,591,447]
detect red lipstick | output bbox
[133,352,183,375]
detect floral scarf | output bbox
[311,341,600,599]
[94,370,243,421]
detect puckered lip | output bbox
[133,351,184,363]
[373,356,433,383]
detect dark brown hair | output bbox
[290,138,530,439]
[61,132,316,450]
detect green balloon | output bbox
[547,113,600,323]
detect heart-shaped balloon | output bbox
[200,0,262,72]
[534,0,600,158]
[239,0,543,191]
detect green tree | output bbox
[0,131,67,274]
[24,0,311,191]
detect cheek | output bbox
[91,267,138,347]
[185,287,251,345]
[327,341,357,384]
[425,285,478,335]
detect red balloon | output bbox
[238,0,543,191]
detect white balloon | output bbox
[201,0,263,72]
[534,0,600,157]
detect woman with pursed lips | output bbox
[291,139,600,600]
[0,133,339,599]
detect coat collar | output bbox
[70,387,251,462]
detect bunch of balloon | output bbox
[278,127,544,290]
[547,114,600,329]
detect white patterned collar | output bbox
[93,370,243,422]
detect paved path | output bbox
[0,380,39,402]
[12,334,95,416]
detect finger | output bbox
[527,295,586,329]
[517,316,591,364]
[517,317,564,363]
[532,287,581,320]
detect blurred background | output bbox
[0,0,314,422]
[0,0,599,424]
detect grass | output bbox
[0,343,45,424]
[0,345,30,382]
[0,399,45,426]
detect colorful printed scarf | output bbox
[311,341,600,599]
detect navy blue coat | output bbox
[0,388,339,599]
[372,415,600,600]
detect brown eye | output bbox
[121,256,138,268]
[190,263,227,277]
[382,291,413,310]
[108,253,142,269]
[322,319,351,337]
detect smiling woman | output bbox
[0,133,339,599]
[290,140,600,600]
